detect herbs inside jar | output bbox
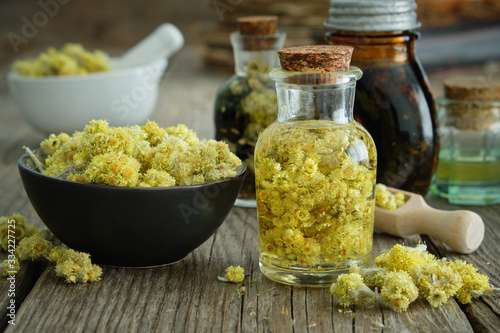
[254,45,377,287]
[214,16,286,207]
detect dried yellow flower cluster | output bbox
[13,43,111,77]
[40,120,241,187]
[49,248,102,284]
[0,213,36,251]
[17,228,102,283]
[331,244,495,312]
[0,213,102,283]
[255,120,377,268]
[218,265,246,283]
[0,257,20,277]
[375,184,406,210]
[16,229,57,261]
[225,266,245,283]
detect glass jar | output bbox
[325,0,438,195]
[431,75,500,205]
[255,56,377,287]
[214,18,286,208]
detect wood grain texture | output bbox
[0,45,499,332]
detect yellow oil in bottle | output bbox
[435,159,500,183]
[431,148,500,205]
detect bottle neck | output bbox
[270,68,362,123]
[231,31,286,77]
[326,30,419,65]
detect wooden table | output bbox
[1,46,499,333]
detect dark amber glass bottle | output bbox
[325,1,438,195]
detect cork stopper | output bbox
[444,75,500,101]
[277,45,353,73]
[441,75,500,131]
[237,16,278,35]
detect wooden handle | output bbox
[375,198,485,254]
[408,207,484,254]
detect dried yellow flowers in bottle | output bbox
[254,45,377,286]
[214,16,286,207]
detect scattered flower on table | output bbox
[0,213,102,284]
[330,243,498,312]
[218,265,245,283]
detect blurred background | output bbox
[1,0,500,93]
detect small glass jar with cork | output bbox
[214,16,286,208]
[254,45,377,287]
[431,75,500,205]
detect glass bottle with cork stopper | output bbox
[214,16,286,208]
[431,75,500,205]
[254,45,377,287]
[325,0,438,195]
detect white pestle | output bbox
[112,23,184,70]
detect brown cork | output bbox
[444,75,500,101]
[237,16,278,35]
[441,75,500,130]
[277,45,353,73]
[444,104,498,131]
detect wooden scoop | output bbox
[374,187,485,254]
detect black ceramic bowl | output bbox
[18,152,246,267]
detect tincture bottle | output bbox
[254,45,377,287]
[325,0,438,195]
[431,75,500,205]
[214,16,286,207]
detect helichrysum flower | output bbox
[49,247,102,283]
[0,214,102,284]
[414,260,462,307]
[330,273,376,307]
[331,243,497,312]
[0,258,20,277]
[374,243,434,273]
[39,120,241,188]
[225,266,245,283]
[16,232,56,261]
[138,169,176,187]
[0,213,36,251]
[13,43,111,77]
[349,265,385,289]
[81,152,141,187]
[40,133,70,155]
[380,271,419,312]
[375,183,406,210]
[451,260,491,304]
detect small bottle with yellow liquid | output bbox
[431,75,500,205]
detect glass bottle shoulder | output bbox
[256,119,376,165]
